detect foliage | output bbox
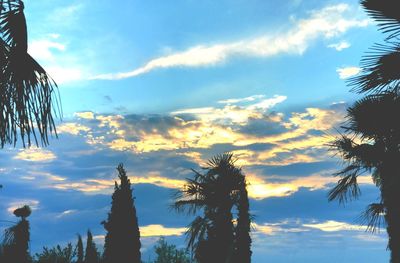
[1,205,31,263]
[76,234,84,263]
[0,0,60,147]
[330,1,400,262]
[152,237,191,263]
[102,163,141,263]
[84,230,99,263]
[173,153,252,263]
[34,244,75,263]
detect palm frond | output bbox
[173,199,207,215]
[361,0,400,39]
[185,216,209,250]
[358,202,386,233]
[344,92,400,139]
[0,1,27,51]
[348,44,400,94]
[328,172,361,203]
[0,1,61,147]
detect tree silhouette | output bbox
[152,237,191,263]
[102,163,141,263]
[0,0,60,147]
[1,205,31,263]
[35,243,75,263]
[233,174,252,263]
[330,1,400,262]
[173,153,252,263]
[76,234,84,263]
[84,230,99,263]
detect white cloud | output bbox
[55,210,77,219]
[28,36,84,84]
[172,95,287,125]
[303,220,366,232]
[29,40,66,61]
[218,95,266,104]
[92,4,369,80]
[328,41,351,51]
[45,66,83,84]
[337,66,361,79]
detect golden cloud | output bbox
[246,172,372,200]
[75,111,95,120]
[14,148,57,162]
[58,123,91,135]
[140,224,187,237]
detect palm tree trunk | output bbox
[381,154,400,263]
[234,182,252,263]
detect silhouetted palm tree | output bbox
[330,91,400,262]
[0,0,60,147]
[173,153,252,263]
[330,1,400,262]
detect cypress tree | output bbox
[76,234,84,263]
[84,230,99,263]
[102,163,141,263]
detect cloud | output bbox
[92,224,187,244]
[55,209,77,219]
[337,66,361,79]
[92,4,369,80]
[58,123,91,135]
[303,220,367,232]
[140,224,187,237]
[14,148,57,162]
[254,221,309,236]
[246,172,372,200]
[172,95,287,125]
[130,173,186,189]
[58,95,346,170]
[46,66,83,84]
[218,95,266,104]
[29,40,66,61]
[75,112,95,120]
[328,41,351,51]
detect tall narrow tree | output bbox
[76,234,84,263]
[84,230,99,263]
[102,164,141,263]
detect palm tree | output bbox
[330,91,400,262]
[173,153,252,263]
[0,0,60,147]
[329,1,400,262]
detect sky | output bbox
[0,0,390,262]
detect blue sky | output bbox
[0,0,390,262]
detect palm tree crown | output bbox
[173,153,252,263]
[0,0,61,147]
